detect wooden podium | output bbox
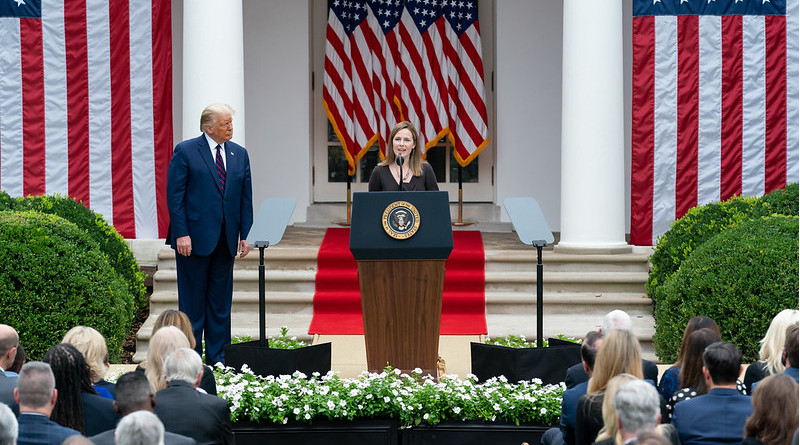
[350,191,453,377]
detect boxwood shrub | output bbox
[0,192,146,311]
[652,215,799,363]
[646,184,798,301]
[0,211,135,361]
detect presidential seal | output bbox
[382,201,421,239]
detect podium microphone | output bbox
[396,154,404,191]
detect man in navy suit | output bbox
[671,341,753,445]
[167,103,253,365]
[15,362,80,445]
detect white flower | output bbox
[423,413,429,420]
[293,408,300,415]
[453,407,461,414]
[304,413,311,420]
[540,407,547,415]
[384,396,391,403]
[327,400,336,410]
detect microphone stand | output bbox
[396,155,404,191]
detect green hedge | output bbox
[0,191,146,310]
[0,211,135,360]
[652,216,799,363]
[646,184,799,300]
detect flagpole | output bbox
[452,165,476,227]
[333,173,352,226]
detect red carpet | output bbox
[308,228,487,335]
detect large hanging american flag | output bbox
[323,0,490,175]
[0,0,172,239]
[631,0,799,245]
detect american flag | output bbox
[631,0,799,245]
[323,0,489,174]
[0,0,172,239]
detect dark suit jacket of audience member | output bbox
[94,379,116,398]
[671,388,752,445]
[154,380,234,445]
[564,359,659,389]
[0,371,15,407]
[559,380,588,445]
[17,413,80,445]
[90,427,198,445]
[575,390,605,445]
[81,391,118,436]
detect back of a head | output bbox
[745,374,799,445]
[703,341,742,385]
[614,379,661,434]
[784,323,799,368]
[8,343,26,374]
[760,309,800,374]
[115,410,165,445]
[678,328,722,391]
[153,310,196,350]
[146,326,191,392]
[17,361,55,410]
[596,373,638,442]
[163,348,203,386]
[588,329,643,393]
[43,343,95,433]
[581,331,604,372]
[62,436,93,445]
[115,372,154,415]
[0,403,17,445]
[677,316,720,365]
[62,326,109,382]
[601,310,633,333]
[0,324,19,367]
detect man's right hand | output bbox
[176,235,192,256]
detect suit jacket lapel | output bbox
[197,135,224,196]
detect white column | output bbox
[182,0,246,144]
[558,0,627,251]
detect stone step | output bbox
[152,269,317,294]
[484,251,651,273]
[155,246,319,271]
[485,292,651,312]
[484,270,648,294]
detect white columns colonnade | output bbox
[182,0,246,144]
[558,0,628,251]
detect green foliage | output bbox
[0,211,135,361]
[10,194,147,311]
[647,184,799,305]
[652,216,799,363]
[484,334,581,348]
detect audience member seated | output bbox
[671,341,752,445]
[632,432,672,445]
[741,374,798,445]
[0,403,17,445]
[657,315,719,401]
[666,328,745,419]
[62,326,115,399]
[565,311,658,388]
[139,326,191,393]
[782,323,798,382]
[90,372,196,445]
[6,343,26,383]
[115,411,167,445]
[593,373,638,445]
[153,348,234,445]
[540,331,604,445]
[575,329,644,445]
[152,310,217,395]
[597,379,675,445]
[43,343,117,436]
[744,309,799,393]
[14,361,80,445]
[0,325,19,407]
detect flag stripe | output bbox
[741,16,766,197]
[630,16,655,246]
[787,0,799,182]
[21,18,45,197]
[66,0,91,206]
[151,0,172,238]
[42,0,68,196]
[697,16,722,206]
[764,15,787,192]
[720,16,744,199]
[0,20,23,196]
[676,15,699,218]
[652,15,678,240]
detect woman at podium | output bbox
[368,121,439,192]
